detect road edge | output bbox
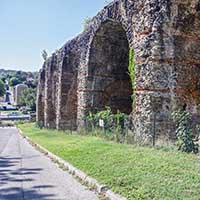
[17,127,127,200]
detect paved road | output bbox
[0,127,99,200]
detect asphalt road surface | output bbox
[0,127,99,200]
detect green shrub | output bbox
[172,109,199,154]
[35,121,44,129]
[85,107,129,143]
[86,107,113,131]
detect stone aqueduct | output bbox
[37,0,200,144]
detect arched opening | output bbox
[87,20,133,114]
[58,53,78,130]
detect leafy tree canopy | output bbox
[20,88,37,111]
[9,77,22,87]
[0,79,5,97]
[0,70,38,88]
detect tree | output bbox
[9,77,22,87]
[0,79,5,97]
[20,88,37,111]
[0,70,39,89]
[41,50,48,61]
[1,77,6,83]
[16,71,27,82]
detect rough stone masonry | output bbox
[36,0,200,144]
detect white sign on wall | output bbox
[99,119,104,127]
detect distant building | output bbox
[0,97,4,103]
[26,77,34,82]
[14,84,28,106]
[5,91,11,103]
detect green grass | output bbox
[19,123,200,200]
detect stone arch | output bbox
[56,52,78,130]
[82,19,133,117]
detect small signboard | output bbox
[99,119,104,127]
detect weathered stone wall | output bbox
[172,0,200,131]
[43,54,58,129]
[36,67,45,124]
[133,0,174,144]
[37,0,200,144]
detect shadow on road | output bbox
[0,156,56,200]
[0,187,56,200]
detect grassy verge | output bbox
[18,123,200,200]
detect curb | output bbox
[17,128,127,200]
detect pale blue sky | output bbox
[0,0,111,72]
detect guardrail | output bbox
[0,115,30,121]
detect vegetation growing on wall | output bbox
[128,47,135,101]
[41,50,48,61]
[172,109,199,154]
[83,17,92,31]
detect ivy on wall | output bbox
[128,47,135,101]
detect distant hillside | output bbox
[0,69,16,77]
[0,69,39,88]
[0,69,38,77]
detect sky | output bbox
[0,0,111,72]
